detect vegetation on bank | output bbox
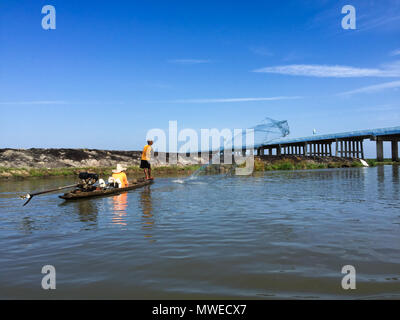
[250,158,365,172]
[365,159,400,167]
[1,158,398,179]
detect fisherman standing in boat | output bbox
[111,164,129,188]
[141,140,154,180]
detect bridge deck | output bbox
[251,126,400,161]
[258,126,400,148]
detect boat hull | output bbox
[59,180,154,200]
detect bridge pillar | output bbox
[360,140,365,159]
[351,141,354,158]
[348,141,352,157]
[335,140,338,157]
[340,141,343,157]
[392,140,399,162]
[349,141,353,157]
[356,141,360,158]
[376,139,384,162]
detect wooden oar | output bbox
[20,184,78,206]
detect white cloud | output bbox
[153,96,302,103]
[254,62,400,78]
[339,80,400,95]
[0,100,68,105]
[357,14,400,33]
[390,49,400,56]
[249,47,273,56]
[0,100,126,106]
[168,59,210,65]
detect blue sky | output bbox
[0,0,399,156]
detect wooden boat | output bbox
[59,179,154,201]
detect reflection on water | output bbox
[111,193,128,226]
[392,165,399,183]
[20,216,35,234]
[140,186,155,242]
[75,200,98,224]
[391,165,399,200]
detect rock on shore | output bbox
[0,148,205,168]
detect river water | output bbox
[0,166,399,299]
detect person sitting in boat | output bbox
[111,164,129,188]
[140,140,154,180]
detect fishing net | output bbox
[224,117,290,151]
[251,117,290,147]
[190,118,290,178]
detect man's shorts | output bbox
[140,160,151,169]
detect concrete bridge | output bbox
[255,126,400,161]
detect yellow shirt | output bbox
[142,145,152,161]
[112,172,129,188]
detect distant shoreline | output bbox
[1,148,395,180]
